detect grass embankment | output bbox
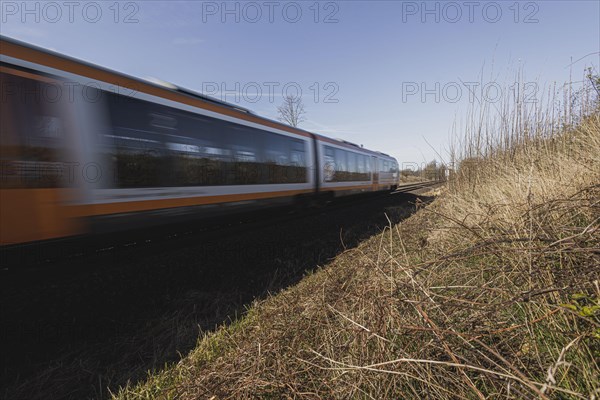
[115,109,599,398]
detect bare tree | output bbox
[277,95,306,127]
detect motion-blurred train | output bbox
[0,36,399,246]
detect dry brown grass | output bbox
[115,80,599,399]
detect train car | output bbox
[316,137,398,197]
[0,36,398,246]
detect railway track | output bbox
[393,180,441,194]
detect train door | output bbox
[0,66,83,245]
[371,156,378,191]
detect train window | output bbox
[290,139,306,169]
[286,138,307,183]
[323,147,335,182]
[227,125,262,185]
[229,125,262,156]
[164,134,212,187]
[100,90,307,188]
[263,132,307,184]
[349,152,368,181]
[0,70,71,188]
[334,148,347,172]
[325,147,335,158]
[166,142,200,153]
[149,113,177,131]
[290,139,305,153]
[290,151,302,165]
[203,146,230,158]
[103,93,165,187]
[323,145,370,182]
[173,114,231,186]
[357,154,367,174]
[264,132,289,165]
[381,160,389,173]
[347,152,357,173]
[234,150,256,162]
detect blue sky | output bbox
[1,0,598,168]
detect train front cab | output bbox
[377,156,399,191]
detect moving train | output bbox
[0,36,399,246]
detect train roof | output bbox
[0,35,396,160]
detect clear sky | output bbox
[1,0,598,168]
